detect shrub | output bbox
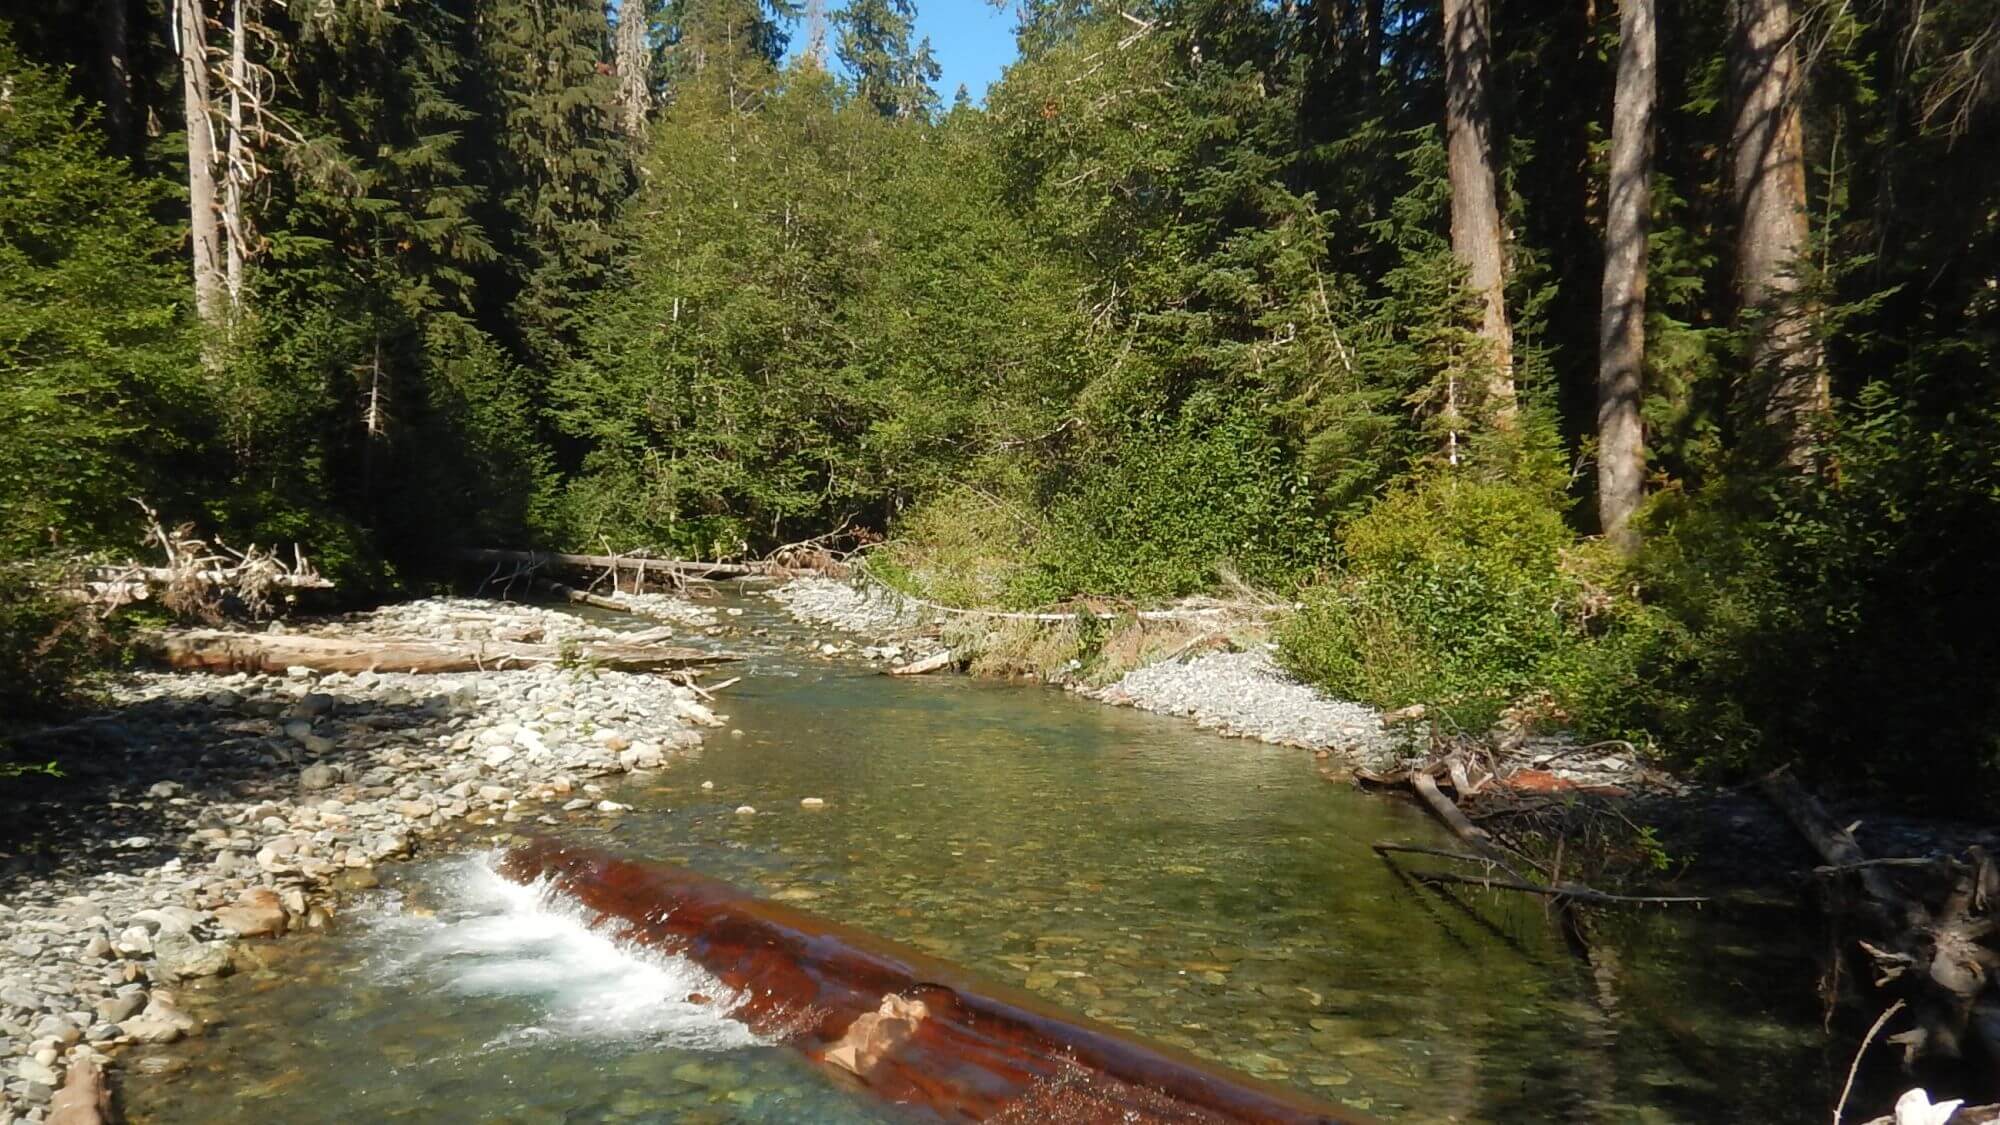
[1279,476,1572,729]
[0,564,102,720]
[871,485,1044,609]
[1017,406,1330,603]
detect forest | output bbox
[2,0,1996,810]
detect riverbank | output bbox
[765,576,1404,771]
[0,597,728,1121]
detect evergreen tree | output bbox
[0,30,196,556]
[834,0,940,119]
[469,0,630,374]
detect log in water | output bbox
[497,838,1374,1124]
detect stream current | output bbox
[124,588,1837,1123]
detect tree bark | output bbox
[174,0,224,330]
[616,0,651,138]
[222,0,247,312]
[97,0,133,154]
[1596,0,1654,554]
[1729,0,1826,464]
[1442,0,1516,422]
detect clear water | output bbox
[123,592,1838,1123]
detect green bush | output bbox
[1592,385,2000,806]
[0,564,102,720]
[871,485,1044,609]
[1017,406,1330,603]
[1278,476,1573,729]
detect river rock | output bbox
[298,764,336,791]
[29,1017,77,1049]
[92,995,143,1026]
[16,1057,59,1087]
[213,889,286,939]
[151,933,233,982]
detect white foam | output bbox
[367,853,762,1052]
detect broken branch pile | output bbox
[1760,772,2000,1080]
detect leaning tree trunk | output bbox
[616,0,651,138]
[1597,0,1655,554]
[173,0,224,332]
[1442,0,1516,424]
[1729,0,1826,465]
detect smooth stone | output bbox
[213,889,286,938]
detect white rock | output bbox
[734,805,756,815]
[800,797,826,809]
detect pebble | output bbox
[0,595,720,1121]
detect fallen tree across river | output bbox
[497,839,1372,1125]
[140,630,738,676]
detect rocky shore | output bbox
[763,577,1405,769]
[0,598,724,1123]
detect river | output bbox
[121,587,1836,1122]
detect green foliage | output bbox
[556,66,1086,553]
[0,564,103,720]
[1581,385,2000,808]
[870,486,1044,609]
[834,0,940,119]
[0,32,195,557]
[1279,476,1575,729]
[1019,405,1329,602]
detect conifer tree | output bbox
[834,0,939,119]
[470,0,629,373]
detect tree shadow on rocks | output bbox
[0,676,475,904]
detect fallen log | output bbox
[888,649,956,676]
[496,839,1370,1125]
[141,630,737,676]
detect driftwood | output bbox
[498,839,1369,1124]
[888,649,956,676]
[1760,772,2000,1079]
[141,630,737,676]
[1374,754,1705,913]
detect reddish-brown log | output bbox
[497,839,1373,1124]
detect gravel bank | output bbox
[763,577,1404,768]
[765,576,925,637]
[0,597,722,1121]
[1085,649,1399,769]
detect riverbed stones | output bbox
[1,595,727,1121]
[212,890,286,939]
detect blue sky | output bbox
[780,2,1021,105]
[912,1,1019,104]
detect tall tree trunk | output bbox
[1729,0,1826,463]
[1442,0,1516,422]
[174,0,224,330]
[98,0,132,154]
[223,0,246,313]
[1597,0,1655,553]
[617,0,652,138]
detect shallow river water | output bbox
[124,591,1839,1123]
